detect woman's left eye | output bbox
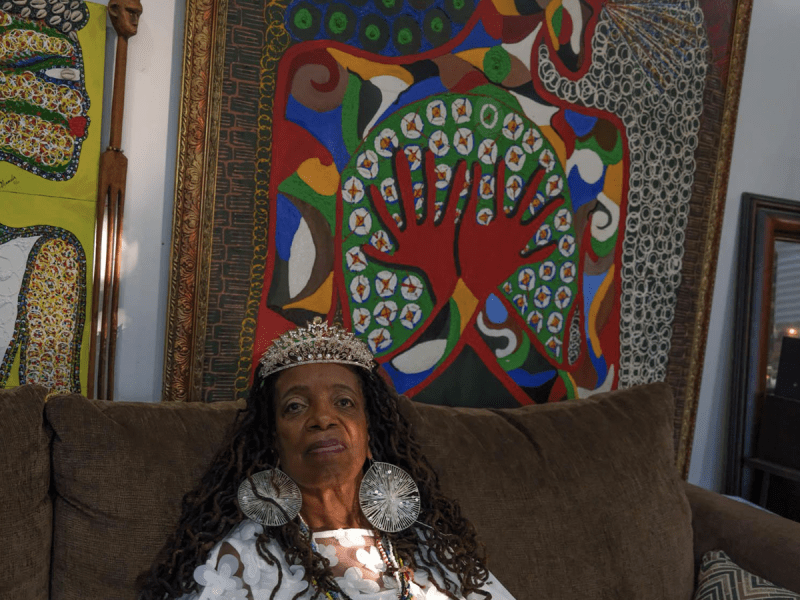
[337,397,355,407]
[284,401,304,414]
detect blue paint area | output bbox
[390,77,448,114]
[564,109,597,137]
[582,271,609,387]
[485,293,508,324]
[567,163,606,211]
[582,272,605,331]
[509,368,556,388]
[589,342,607,388]
[283,0,468,56]
[383,360,435,394]
[275,194,303,261]
[286,96,351,172]
[452,21,500,53]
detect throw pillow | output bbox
[695,550,800,599]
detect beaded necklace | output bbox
[297,517,414,600]
[375,537,413,600]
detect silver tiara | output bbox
[259,317,376,379]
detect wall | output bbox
[687,0,800,490]
[106,0,799,490]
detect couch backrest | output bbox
[43,382,694,600]
[0,384,52,600]
[400,382,694,599]
[45,393,242,600]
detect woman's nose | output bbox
[307,401,336,429]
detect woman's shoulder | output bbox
[186,520,310,600]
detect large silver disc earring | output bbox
[359,461,420,533]
[238,469,302,527]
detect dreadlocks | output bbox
[138,366,491,599]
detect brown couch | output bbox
[2,382,800,600]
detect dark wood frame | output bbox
[727,193,800,498]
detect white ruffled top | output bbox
[178,520,514,600]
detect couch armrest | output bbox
[684,481,800,593]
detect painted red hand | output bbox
[361,150,468,307]
[455,161,560,301]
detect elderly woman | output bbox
[140,319,514,600]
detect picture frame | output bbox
[164,0,754,477]
[727,193,800,498]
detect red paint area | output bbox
[68,116,87,138]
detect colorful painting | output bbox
[0,0,106,393]
[253,0,706,406]
[166,0,751,472]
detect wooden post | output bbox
[88,0,143,400]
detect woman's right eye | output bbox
[283,401,305,414]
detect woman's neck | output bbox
[299,484,370,531]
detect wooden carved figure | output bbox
[88,0,142,399]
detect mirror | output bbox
[766,240,800,392]
[728,193,800,504]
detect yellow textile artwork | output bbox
[0,1,106,393]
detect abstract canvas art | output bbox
[0,0,105,393]
[167,0,752,473]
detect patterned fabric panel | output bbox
[695,551,800,600]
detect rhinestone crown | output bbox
[259,317,376,379]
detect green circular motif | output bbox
[453,0,465,8]
[483,46,512,84]
[430,16,443,32]
[328,11,348,34]
[293,8,313,29]
[382,0,397,8]
[365,23,381,40]
[397,27,413,45]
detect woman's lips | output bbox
[307,439,346,454]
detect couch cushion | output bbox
[45,394,242,600]
[398,382,694,600]
[0,384,51,600]
[694,551,800,599]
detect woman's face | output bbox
[273,363,370,492]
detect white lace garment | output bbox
[179,520,515,600]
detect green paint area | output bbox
[591,230,617,258]
[278,173,337,234]
[469,84,524,114]
[0,99,69,129]
[576,130,624,166]
[328,11,348,34]
[430,17,443,33]
[397,27,413,46]
[365,24,381,40]
[443,298,462,359]
[551,6,563,38]
[483,46,511,84]
[341,73,362,155]
[293,8,313,29]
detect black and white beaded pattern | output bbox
[537,0,709,386]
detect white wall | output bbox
[688,0,800,490]
[96,0,184,402]
[108,0,800,490]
